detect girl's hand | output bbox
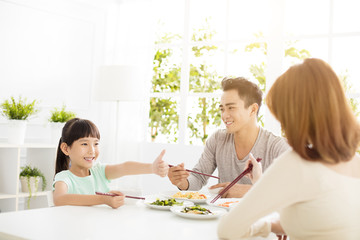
[104,191,125,209]
[245,153,262,184]
[152,149,169,177]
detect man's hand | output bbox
[168,163,190,190]
[209,183,251,198]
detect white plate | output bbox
[170,205,227,219]
[144,195,194,210]
[162,191,210,204]
[206,198,242,210]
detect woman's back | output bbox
[280,153,360,240]
[217,151,360,240]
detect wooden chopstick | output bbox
[125,195,145,200]
[95,192,145,200]
[168,164,220,179]
[210,158,262,203]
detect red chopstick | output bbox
[95,192,145,200]
[210,158,262,203]
[168,164,220,179]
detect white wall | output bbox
[0,0,223,194]
[0,0,118,161]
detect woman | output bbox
[217,58,360,240]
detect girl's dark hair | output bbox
[221,77,263,116]
[55,118,100,174]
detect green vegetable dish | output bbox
[150,198,183,206]
[181,205,213,215]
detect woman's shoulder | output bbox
[272,149,306,168]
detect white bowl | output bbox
[207,187,224,195]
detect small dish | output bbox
[206,198,242,210]
[144,195,194,210]
[162,190,210,204]
[170,205,227,219]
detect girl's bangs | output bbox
[71,120,100,140]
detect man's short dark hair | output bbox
[221,77,263,115]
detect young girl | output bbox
[53,118,169,209]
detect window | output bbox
[148,0,360,145]
[284,0,360,117]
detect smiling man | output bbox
[168,77,289,197]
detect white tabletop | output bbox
[0,201,277,240]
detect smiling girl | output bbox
[53,118,168,209]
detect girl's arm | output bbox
[53,182,124,209]
[105,149,168,180]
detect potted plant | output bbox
[19,165,47,209]
[0,96,38,144]
[49,105,76,144]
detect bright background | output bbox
[0,0,359,194]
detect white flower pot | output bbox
[20,176,41,193]
[8,120,27,145]
[49,122,65,144]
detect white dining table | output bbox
[0,200,278,240]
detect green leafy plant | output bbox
[150,18,222,144]
[20,165,47,209]
[245,32,311,127]
[150,24,313,144]
[187,18,222,144]
[339,71,360,154]
[0,96,38,120]
[49,105,76,123]
[150,31,181,143]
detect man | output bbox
[168,77,289,198]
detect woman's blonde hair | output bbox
[266,58,360,163]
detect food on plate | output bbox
[172,191,207,200]
[181,205,212,215]
[217,201,240,208]
[150,198,183,206]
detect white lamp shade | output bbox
[95,65,143,101]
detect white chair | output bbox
[46,191,54,207]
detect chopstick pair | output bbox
[210,158,262,203]
[95,191,145,200]
[168,164,220,179]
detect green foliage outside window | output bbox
[339,71,360,118]
[149,97,179,142]
[188,19,222,144]
[150,19,223,144]
[245,32,312,91]
[150,27,360,146]
[149,32,181,142]
[244,32,311,127]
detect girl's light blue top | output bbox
[53,163,110,194]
